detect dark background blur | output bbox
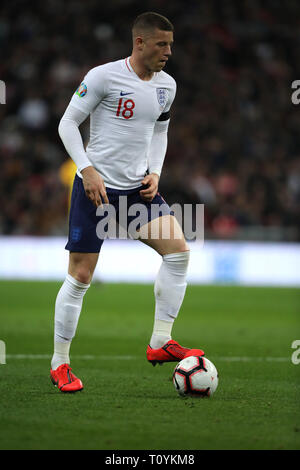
[1,0,300,240]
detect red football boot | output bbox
[147,339,205,366]
[50,363,83,393]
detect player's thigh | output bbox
[138,214,189,255]
[68,252,99,284]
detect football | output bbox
[173,356,219,398]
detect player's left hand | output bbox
[140,173,159,202]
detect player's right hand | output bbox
[81,166,109,208]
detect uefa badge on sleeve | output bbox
[76,82,87,97]
[156,88,168,109]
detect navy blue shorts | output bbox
[65,174,173,253]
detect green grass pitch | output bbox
[0,281,299,450]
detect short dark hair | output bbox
[132,12,174,36]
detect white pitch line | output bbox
[5,354,135,360]
[5,354,290,362]
[215,356,290,362]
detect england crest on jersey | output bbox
[156,88,168,108]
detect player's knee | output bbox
[167,240,190,255]
[72,269,93,285]
[68,265,94,285]
[177,241,190,253]
[68,253,98,285]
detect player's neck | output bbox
[129,56,154,81]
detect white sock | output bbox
[51,341,71,370]
[51,274,90,370]
[150,319,173,349]
[150,251,190,349]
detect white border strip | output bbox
[0,237,300,286]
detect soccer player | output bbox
[50,12,204,392]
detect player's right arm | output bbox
[141,78,177,202]
[58,67,109,207]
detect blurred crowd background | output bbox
[1,0,300,240]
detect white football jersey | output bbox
[69,57,176,189]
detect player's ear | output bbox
[134,36,144,51]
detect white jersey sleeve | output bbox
[58,105,92,173]
[69,66,108,114]
[147,78,176,176]
[163,78,176,113]
[58,66,109,173]
[147,121,169,177]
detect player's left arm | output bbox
[140,81,176,202]
[140,117,169,202]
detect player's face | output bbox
[141,29,173,72]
